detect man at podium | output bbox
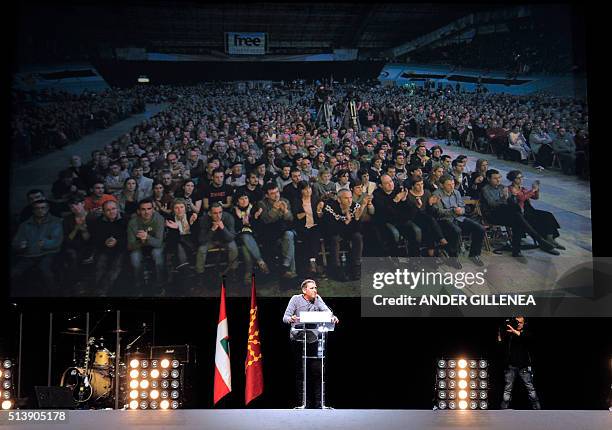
[283,279,339,408]
[282,279,340,325]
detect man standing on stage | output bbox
[283,279,339,409]
[497,316,542,409]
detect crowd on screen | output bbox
[10,80,587,295]
[10,87,155,161]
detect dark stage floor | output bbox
[3,409,610,430]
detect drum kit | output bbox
[59,323,148,408]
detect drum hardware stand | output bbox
[47,313,53,387]
[114,310,121,410]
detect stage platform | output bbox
[3,409,610,430]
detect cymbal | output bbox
[66,327,84,332]
[111,329,128,333]
[60,331,86,336]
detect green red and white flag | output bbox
[214,282,231,405]
[245,276,263,405]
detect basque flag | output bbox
[214,281,231,405]
[245,275,264,404]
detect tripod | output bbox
[315,102,334,129]
[341,100,360,131]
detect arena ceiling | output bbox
[16,2,504,58]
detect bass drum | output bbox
[93,348,114,369]
[61,367,113,402]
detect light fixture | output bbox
[124,358,184,410]
[435,357,489,411]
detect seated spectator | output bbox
[90,200,126,295]
[405,176,448,260]
[226,161,246,188]
[433,175,485,267]
[552,128,576,175]
[367,156,384,183]
[409,142,429,170]
[195,202,239,277]
[487,121,509,158]
[231,191,269,282]
[373,174,422,257]
[203,168,233,211]
[282,168,304,209]
[151,180,173,216]
[424,145,443,174]
[175,179,202,215]
[132,164,153,199]
[507,125,531,164]
[358,169,377,195]
[11,199,63,293]
[351,182,375,223]
[61,195,95,286]
[334,169,352,194]
[300,157,319,182]
[84,181,118,218]
[164,198,199,272]
[127,198,166,291]
[320,189,365,281]
[18,189,63,223]
[440,154,453,176]
[528,124,554,170]
[451,159,470,196]
[118,177,139,218]
[426,163,445,193]
[236,171,264,206]
[186,148,206,183]
[105,162,129,198]
[506,170,564,250]
[276,164,293,191]
[312,168,336,203]
[468,159,489,199]
[256,183,297,279]
[160,170,180,197]
[292,181,324,276]
[52,170,83,205]
[480,169,559,257]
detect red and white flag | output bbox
[214,282,231,405]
